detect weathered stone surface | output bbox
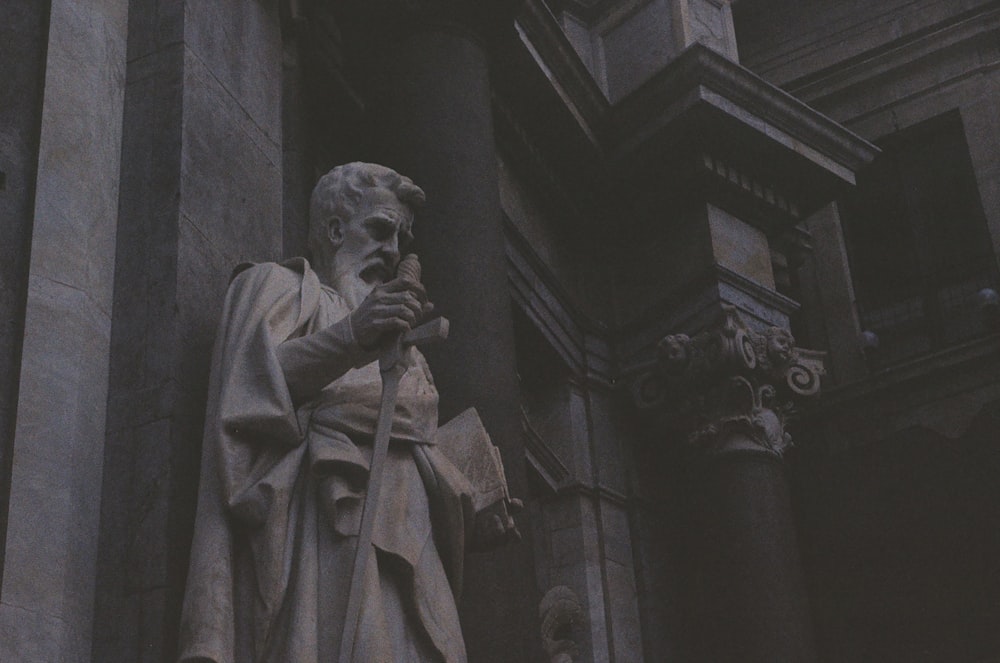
[539,585,584,662]
[962,83,1000,258]
[0,603,66,663]
[635,304,824,458]
[0,2,50,561]
[184,0,282,147]
[736,0,993,88]
[605,558,643,661]
[7,1,997,661]
[498,154,602,320]
[707,204,775,289]
[178,163,520,663]
[684,0,738,61]
[800,202,866,385]
[91,4,185,658]
[600,0,678,101]
[0,0,128,661]
[92,2,284,661]
[180,46,282,263]
[366,24,544,661]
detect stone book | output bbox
[435,407,511,515]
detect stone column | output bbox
[635,305,824,662]
[336,3,539,661]
[90,1,285,660]
[0,0,129,660]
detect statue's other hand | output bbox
[351,277,433,351]
[472,498,523,551]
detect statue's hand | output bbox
[472,498,523,551]
[350,277,433,351]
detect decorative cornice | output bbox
[778,5,1000,103]
[633,305,825,458]
[697,152,802,223]
[609,43,880,182]
[714,264,801,317]
[802,333,1000,439]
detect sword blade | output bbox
[338,360,405,662]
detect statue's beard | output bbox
[325,252,396,308]
[358,259,394,284]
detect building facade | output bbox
[1,0,998,661]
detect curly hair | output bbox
[308,162,426,261]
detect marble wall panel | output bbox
[684,0,738,61]
[962,79,1000,257]
[707,204,775,289]
[0,1,128,660]
[802,202,866,385]
[0,4,49,533]
[599,0,677,102]
[92,2,283,661]
[587,388,627,495]
[184,0,282,149]
[605,559,643,661]
[92,10,184,657]
[179,45,282,266]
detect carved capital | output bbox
[633,305,824,458]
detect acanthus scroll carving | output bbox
[633,305,825,457]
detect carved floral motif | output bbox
[634,305,825,457]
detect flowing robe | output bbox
[178,259,475,663]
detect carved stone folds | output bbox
[634,305,825,458]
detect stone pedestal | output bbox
[635,306,824,661]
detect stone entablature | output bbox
[634,304,825,457]
[331,0,524,41]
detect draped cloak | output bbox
[178,259,476,663]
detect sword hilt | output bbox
[397,253,421,283]
[379,254,448,371]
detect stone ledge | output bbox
[514,0,610,138]
[802,333,1000,449]
[609,44,879,187]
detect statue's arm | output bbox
[276,276,429,403]
[275,316,377,404]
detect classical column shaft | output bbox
[363,18,539,663]
[688,444,816,662]
[637,306,822,661]
[0,1,128,660]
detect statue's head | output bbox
[765,327,795,366]
[309,162,425,286]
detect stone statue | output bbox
[178,162,519,663]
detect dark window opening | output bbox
[842,111,998,365]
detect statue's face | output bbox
[328,187,413,285]
[767,330,794,363]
